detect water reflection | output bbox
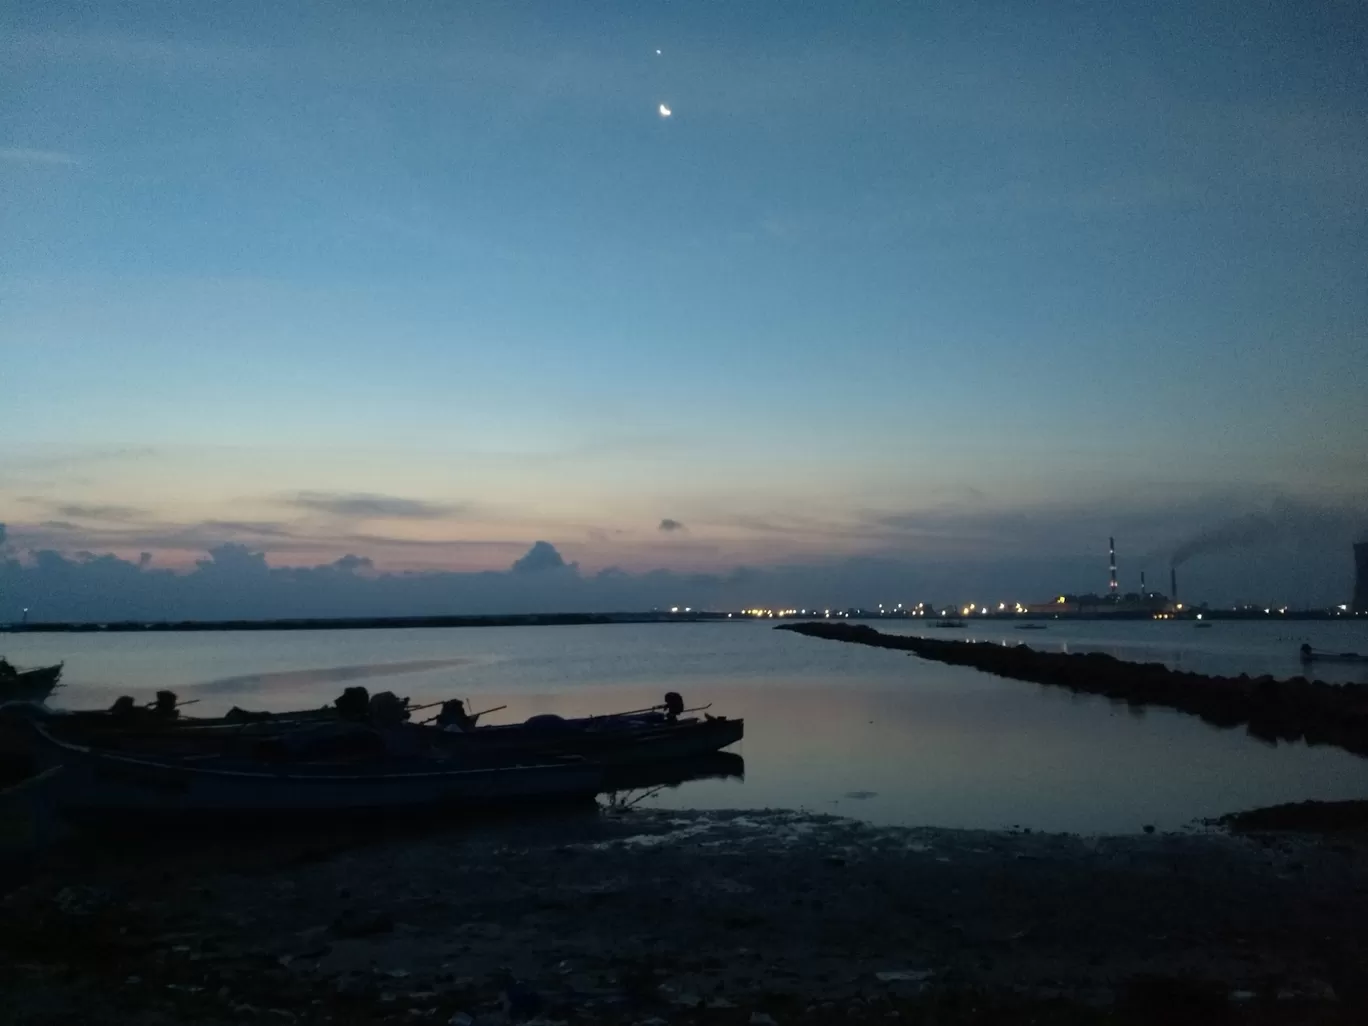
[600,752,745,808]
[194,658,473,694]
[5,622,1368,832]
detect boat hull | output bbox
[0,664,63,704]
[36,711,746,768]
[19,720,604,823]
[428,716,745,764]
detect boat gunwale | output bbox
[26,720,600,784]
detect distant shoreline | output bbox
[0,612,735,634]
[1,609,1360,633]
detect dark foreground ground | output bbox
[3,807,1366,1025]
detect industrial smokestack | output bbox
[1354,542,1368,613]
[1141,570,1146,594]
[1170,566,1177,602]
[1109,537,1118,596]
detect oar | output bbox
[593,702,667,720]
[418,703,507,726]
[405,699,448,713]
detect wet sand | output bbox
[3,807,1365,1024]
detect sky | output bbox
[2,1,1366,617]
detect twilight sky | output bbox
[2,1,1366,614]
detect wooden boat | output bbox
[1014,624,1047,631]
[8,713,604,823]
[427,713,745,765]
[0,767,65,867]
[0,661,63,703]
[28,689,744,768]
[933,620,967,629]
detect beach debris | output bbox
[330,908,394,938]
[875,969,935,983]
[499,976,543,1019]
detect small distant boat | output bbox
[1299,645,1368,665]
[1194,622,1212,629]
[933,620,967,629]
[1014,624,1047,631]
[0,661,63,703]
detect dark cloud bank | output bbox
[1,493,1363,621]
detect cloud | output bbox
[510,540,571,574]
[53,503,149,522]
[0,147,79,166]
[285,491,466,520]
[658,518,686,532]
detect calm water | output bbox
[6,619,1368,833]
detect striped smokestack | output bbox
[1171,566,1177,602]
[1109,537,1118,595]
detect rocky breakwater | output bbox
[777,622,1368,758]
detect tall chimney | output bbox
[1109,537,1118,596]
[1354,543,1368,613]
[1170,566,1178,603]
[1141,570,1146,594]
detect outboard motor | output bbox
[335,686,371,722]
[663,692,684,721]
[436,700,474,730]
[368,691,409,728]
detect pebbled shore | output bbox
[2,807,1366,1024]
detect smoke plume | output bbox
[1171,499,1368,568]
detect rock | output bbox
[875,969,934,983]
[447,1015,474,1026]
[55,886,112,916]
[751,1014,778,1025]
[336,975,374,997]
[331,909,394,938]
